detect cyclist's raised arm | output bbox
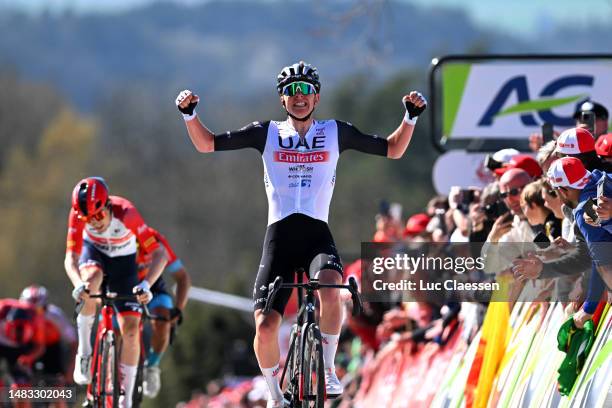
[176,89,267,154]
[176,90,215,152]
[386,91,427,159]
[338,91,426,159]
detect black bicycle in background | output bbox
[263,269,362,408]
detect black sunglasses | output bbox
[499,187,523,199]
[545,189,558,198]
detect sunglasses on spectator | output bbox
[546,189,557,198]
[282,81,317,96]
[499,187,524,199]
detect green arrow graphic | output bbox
[495,94,587,117]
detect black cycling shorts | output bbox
[253,213,343,315]
[79,242,142,316]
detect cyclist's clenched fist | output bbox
[402,91,427,125]
[175,89,199,116]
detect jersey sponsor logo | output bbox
[274,151,329,163]
[277,135,326,150]
[143,236,157,249]
[289,179,313,188]
[288,165,314,172]
[315,127,325,136]
[253,297,267,305]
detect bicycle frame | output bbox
[265,269,362,406]
[86,295,120,407]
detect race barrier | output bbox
[353,302,611,408]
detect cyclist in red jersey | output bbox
[136,227,191,398]
[19,285,77,385]
[0,298,46,389]
[64,177,167,408]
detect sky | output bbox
[1,0,611,38]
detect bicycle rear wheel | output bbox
[95,331,120,407]
[300,324,325,408]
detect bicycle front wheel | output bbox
[97,331,120,408]
[300,324,325,408]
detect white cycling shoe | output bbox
[325,368,343,398]
[73,353,92,385]
[143,366,161,398]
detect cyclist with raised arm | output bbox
[64,177,167,408]
[175,61,426,407]
[136,227,191,398]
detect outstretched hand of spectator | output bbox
[512,252,543,282]
[573,308,593,329]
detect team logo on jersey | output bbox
[274,151,329,163]
[277,135,326,150]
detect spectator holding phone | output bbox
[547,158,611,327]
[481,169,536,275]
[574,101,609,138]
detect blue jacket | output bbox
[574,169,612,313]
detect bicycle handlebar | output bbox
[74,290,170,322]
[262,276,363,317]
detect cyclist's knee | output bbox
[254,311,281,342]
[80,265,103,286]
[118,315,140,338]
[318,269,342,304]
[152,320,171,337]
[319,287,340,305]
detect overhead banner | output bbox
[430,55,612,150]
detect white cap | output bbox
[492,148,520,163]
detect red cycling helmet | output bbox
[4,308,35,345]
[71,177,109,219]
[20,285,49,308]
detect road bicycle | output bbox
[78,290,166,408]
[262,269,362,408]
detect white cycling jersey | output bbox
[214,119,388,225]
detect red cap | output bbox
[547,157,591,189]
[555,127,595,155]
[403,213,431,237]
[494,154,543,179]
[595,133,612,157]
